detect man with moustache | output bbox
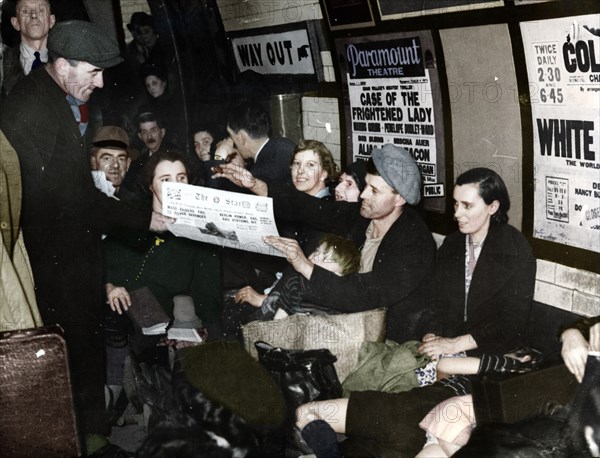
[0,20,171,452]
[2,0,55,96]
[119,111,177,199]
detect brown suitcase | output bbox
[471,362,579,424]
[0,326,81,457]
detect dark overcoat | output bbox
[268,183,436,342]
[426,223,537,356]
[0,68,151,434]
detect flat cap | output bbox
[372,143,421,205]
[48,20,123,68]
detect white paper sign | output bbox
[162,182,284,257]
[232,29,315,75]
[521,15,600,252]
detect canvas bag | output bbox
[242,308,386,382]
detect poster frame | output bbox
[334,31,447,213]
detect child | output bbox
[243,233,360,320]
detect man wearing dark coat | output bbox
[226,97,295,187]
[1,0,55,96]
[0,20,171,449]
[217,143,436,342]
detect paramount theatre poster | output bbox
[521,15,600,253]
[336,32,446,211]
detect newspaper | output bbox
[162,182,284,257]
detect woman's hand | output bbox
[418,334,476,357]
[561,328,589,383]
[106,283,131,315]
[264,236,314,280]
[234,286,266,308]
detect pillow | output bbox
[242,308,386,382]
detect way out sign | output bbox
[232,29,315,75]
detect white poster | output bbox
[521,15,600,252]
[162,182,284,257]
[346,36,439,189]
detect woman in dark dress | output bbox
[104,150,221,335]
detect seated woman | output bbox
[104,149,221,339]
[292,167,537,458]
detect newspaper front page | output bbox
[162,182,284,257]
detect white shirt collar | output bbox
[19,42,48,75]
[253,138,269,161]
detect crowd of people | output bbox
[0,2,598,457]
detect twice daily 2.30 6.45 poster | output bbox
[521,14,600,253]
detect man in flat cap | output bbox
[217,143,435,343]
[0,20,172,451]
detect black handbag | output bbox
[254,341,343,415]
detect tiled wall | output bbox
[301,95,341,166]
[535,260,600,317]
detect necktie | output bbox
[31,52,43,72]
[467,236,476,275]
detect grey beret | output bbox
[372,143,421,205]
[48,20,123,68]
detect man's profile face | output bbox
[91,148,130,188]
[64,61,104,102]
[11,0,55,42]
[138,121,165,153]
[226,127,253,160]
[359,174,403,220]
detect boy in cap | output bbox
[0,20,173,452]
[216,143,436,343]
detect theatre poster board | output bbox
[335,31,446,211]
[520,14,600,253]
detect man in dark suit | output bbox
[0,20,171,452]
[1,0,55,96]
[226,97,294,187]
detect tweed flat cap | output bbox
[372,143,421,205]
[48,20,123,68]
